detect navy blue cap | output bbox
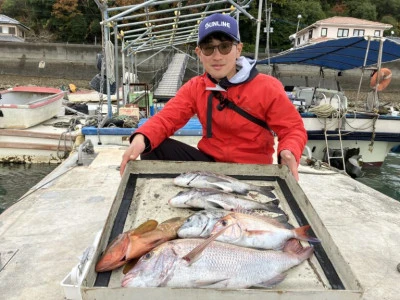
[198,13,240,44]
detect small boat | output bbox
[256,36,400,176]
[0,86,65,129]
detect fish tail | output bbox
[263,199,287,216]
[283,238,314,261]
[255,185,276,198]
[293,225,321,243]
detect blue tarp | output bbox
[257,36,400,71]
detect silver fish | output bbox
[177,209,230,238]
[121,238,313,289]
[211,212,320,250]
[177,209,290,239]
[173,171,276,198]
[168,187,284,215]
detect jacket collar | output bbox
[206,56,258,91]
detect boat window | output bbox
[9,27,15,35]
[337,28,349,37]
[308,30,313,39]
[374,30,381,37]
[353,29,365,37]
[321,28,327,37]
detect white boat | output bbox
[257,36,400,175]
[0,86,65,129]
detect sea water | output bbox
[0,163,58,214]
[356,152,400,201]
[1,154,399,214]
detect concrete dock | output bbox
[0,145,399,299]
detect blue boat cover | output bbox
[257,36,400,71]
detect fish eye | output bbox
[221,220,227,226]
[143,252,153,260]
[185,217,191,223]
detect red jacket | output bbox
[135,72,307,164]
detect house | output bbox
[291,16,393,48]
[0,14,30,42]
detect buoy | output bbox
[69,83,77,93]
[370,68,392,91]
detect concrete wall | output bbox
[0,42,172,81]
[0,41,398,92]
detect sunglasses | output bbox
[200,41,238,56]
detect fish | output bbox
[168,187,284,215]
[177,209,231,238]
[95,220,158,272]
[211,212,320,250]
[125,217,185,261]
[177,209,290,239]
[95,217,185,272]
[173,171,276,198]
[121,238,314,288]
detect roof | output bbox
[298,16,392,35]
[257,36,400,71]
[0,14,30,31]
[0,35,25,42]
[316,16,393,29]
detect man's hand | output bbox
[279,149,299,181]
[119,134,146,176]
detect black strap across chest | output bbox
[206,91,271,138]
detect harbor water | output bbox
[1,153,399,214]
[0,163,58,214]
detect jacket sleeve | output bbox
[132,79,197,151]
[263,77,307,163]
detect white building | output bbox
[0,14,30,42]
[292,16,393,48]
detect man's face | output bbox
[195,38,243,81]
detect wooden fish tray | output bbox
[66,161,362,300]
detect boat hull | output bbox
[0,86,64,129]
[302,112,400,166]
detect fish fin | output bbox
[253,274,287,288]
[293,225,321,243]
[204,200,225,210]
[182,223,234,266]
[122,257,140,274]
[283,238,314,261]
[209,183,235,193]
[131,220,158,235]
[193,278,229,287]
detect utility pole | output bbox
[254,0,263,60]
[265,1,272,57]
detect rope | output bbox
[56,117,82,159]
[368,115,378,152]
[309,104,337,118]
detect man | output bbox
[120,13,307,180]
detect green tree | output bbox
[344,0,377,20]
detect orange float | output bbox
[370,68,392,91]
